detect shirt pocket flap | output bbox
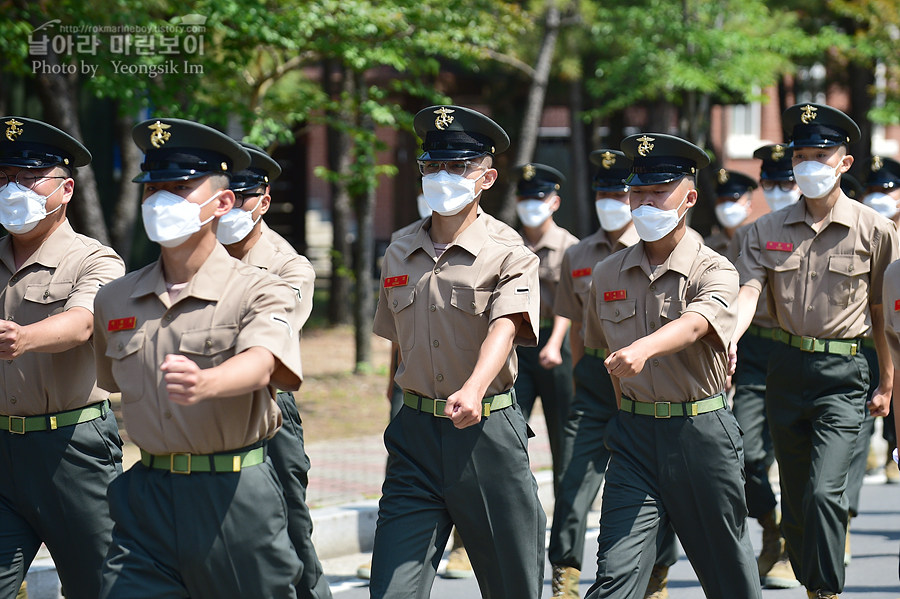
[771,252,802,273]
[389,286,415,314]
[661,299,686,321]
[24,281,72,304]
[179,326,238,357]
[105,328,145,360]
[599,299,636,323]
[828,254,870,276]
[451,286,492,316]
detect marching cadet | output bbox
[705,169,757,255]
[548,149,677,599]
[583,134,760,599]
[732,103,899,599]
[513,162,578,493]
[371,105,545,598]
[858,158,900,485]
[0,117,125,599]
[756,144,802,214]
[720,153,799,589]
[95,118,304,598]
[217,142,331,599]
[879,253,900,577]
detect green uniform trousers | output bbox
[732,332,777,518]
[370,398,546,599]
[514,326,574,490]
[0,402,122,599]
[548,354,678,571]
[100,447,300,599]
[271,392,332,599]
[846,343,878,517]
[766,343,869,593]
[585,407,760,599]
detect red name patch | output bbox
[765,241,793,252]
[384,275,409,288]
[895,299,900,311]
[603,289,627,302]
[107,317,136,332]
[572,268,592,278]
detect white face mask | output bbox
[416,194,431,219]
[0,180,65,234]
[631,191,689,242]
[863,192,899,219]
[516,199,554,228]
[714,200,749,229]
[594,198,632,231]
[763,187,801,212]
[793,160,840,199]
[216,195,263,245]
[142,189,221,248]
[421,171,479,216]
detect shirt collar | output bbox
[622,232,699,279]
[131,243,235,303]
[0,219,77,273]
[404,213,489,260]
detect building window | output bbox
[726,94,762,159]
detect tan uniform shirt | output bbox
[373,212,539,399]
[881,260,900,347]
[521,223,578,323]
[727,225,778,329]
[585,234,738,403]
[737,194,899,339]
[553,226,640,337]
[241,222,316,334]
[94,244,302,455]
[0,220,124,416]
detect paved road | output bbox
[321,477,900,598]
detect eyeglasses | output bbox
[234,192,264,208]
[0,170,67,190]
[760,180,796,192]
[417,160,486,177]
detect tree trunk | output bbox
[110,110,143,266]
[352,71,374,372]
[497,2,561,225]
[847,60,874,169]
[32,50,109,245]
[567,78,591,238]
[324,59,353,325]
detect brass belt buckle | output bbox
[433,399,449,418]
[653,402,671,419]
[799,336,816,352]
[170,452,192,474]
[8,416,25,434]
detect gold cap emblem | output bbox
[872,156,883,172]
[601,151,616,169]
[433,107,455,131]
[5,119,23,142]
[221,161,228,171]
[771,144,785,161]
[800,105,817,124]
[718,169,729,184]
[523,164,536,181]
[148,121,172,149]
[636,135,655,157]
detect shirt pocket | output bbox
[827,255,870,308]
[105,328,146,403]
[599,298,636,349]
[178,325,239,369]
[23,281,72,317]
[771,252,802,303]
[661,298,686,324]
[450,286,492,350]
[388,286,416,351]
